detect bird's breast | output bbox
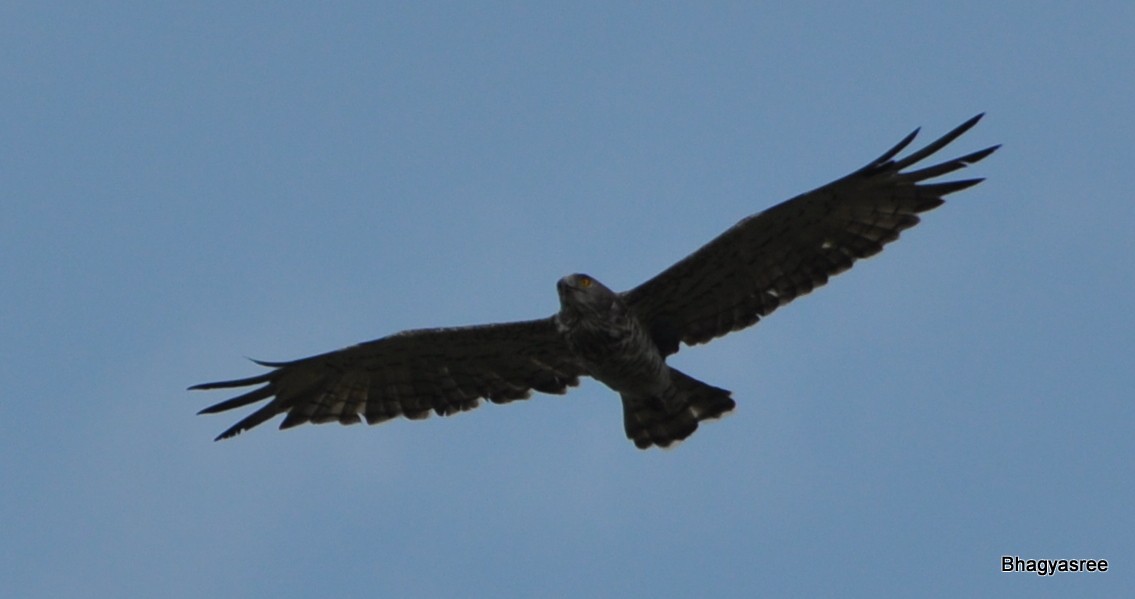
[561,312,669,396]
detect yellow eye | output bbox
[578,276,592,288]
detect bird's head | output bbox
[557,273,617,316]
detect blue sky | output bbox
[3,3,1132,597]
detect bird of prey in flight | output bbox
[193,114,997,449]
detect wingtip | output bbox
[924,177,987,195]
[863,127,920,170]
[967,145,1000,163]
[902,126,922,148]
[197,403,227,415]
[249,356,291,367]
[951,113,986,138]
[188,371,275,391]
[212,420,251,441]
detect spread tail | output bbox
[622,368,736,449]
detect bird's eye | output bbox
[579,276,592,288]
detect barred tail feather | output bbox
[622,369,736,449]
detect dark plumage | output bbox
[193,115,998,449]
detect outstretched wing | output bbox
[623,114,999,355]
[192,318,584,440]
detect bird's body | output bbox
[554,273,733,447]
[193,115,998,449]
[555,274,666,398]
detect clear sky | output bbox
[3,3,1132,597]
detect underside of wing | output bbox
[191,318,584,440]
[623,114,999,355]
